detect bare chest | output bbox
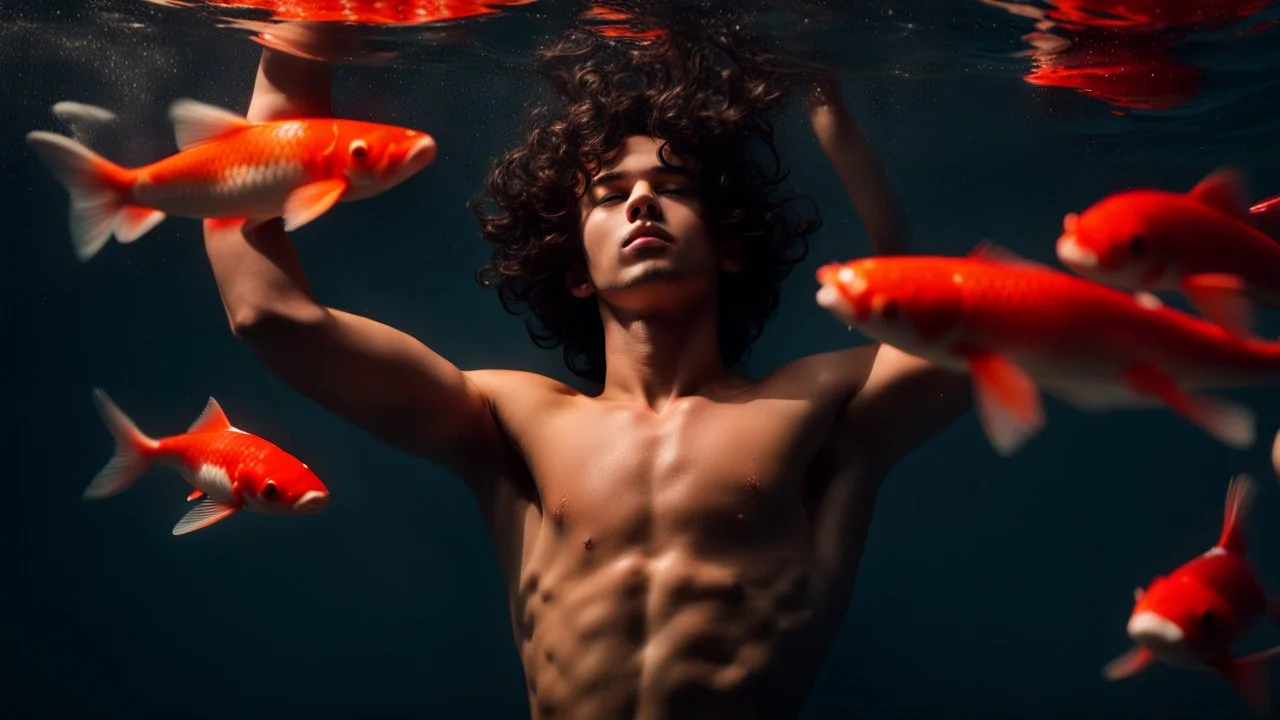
[515,397,827,555]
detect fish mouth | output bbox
[1127,611,1185,650]
[622,223,674,248]
[293,490,329,514]
[815,265,859,324]
[406,135,438,168]
[1056,232,1099,269]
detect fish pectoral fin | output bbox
[1237,643,1280,665]
[1179,273,1256,339]
[1103,645,1155,681]
[283,179,348,232]
[172,497,239,536]
[168,99,253,151]
[186,489,205,502]
[966,351,1045,456]
[1213,655,1272,717]
[1123,363,1255,449]
[1190,167,1252,220]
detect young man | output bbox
[203,27,971,720]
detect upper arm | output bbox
[238,302,514,486]
[840,344,972,472]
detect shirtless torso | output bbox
[469,352,949,719]
[203,45,972,720]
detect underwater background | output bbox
[9,0,1280,717]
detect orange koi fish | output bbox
[814,244,1280,457]
[26,98,437,261]
[1105,474,1280,716]
[1057,168,1280,337]
[86,388,330,536]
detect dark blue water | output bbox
[9,1,1280,717]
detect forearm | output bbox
[808,80,908,256]
[203,49,334,334]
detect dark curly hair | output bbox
[471,20,821,383]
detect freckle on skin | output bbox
[552,495,567,525]
[584,537,594,551]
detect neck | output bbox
[597,290,735,410]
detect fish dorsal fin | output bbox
[1219,473,1258,554]
[1190,167,1251,220]
[188,397,233,435]
[968,240,1052,270]
[168,99,253,151]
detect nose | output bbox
[293,490,329,514]
[626,183,662,222]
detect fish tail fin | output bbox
[1218,656,1272,717]
[24,129,157,261]
[1218,473,1258,555]
[84,388,159,500]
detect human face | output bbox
[573,135,734,309]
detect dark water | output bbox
[9,1,1280,717]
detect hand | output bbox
[806,74,845,114]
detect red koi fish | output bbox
[86,388,330,536]
[166,0,538,25]
[1105,473,1280,716]
[26,98,437,261]
[814,244,1280,457]
[1057,168,1280,337]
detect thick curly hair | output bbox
[471,21,821,383]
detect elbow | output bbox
[227,301,329,347]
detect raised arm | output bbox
[203,49,509,484]
[806,76,971,472]
[806,77,908,256]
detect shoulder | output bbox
[760,344,881,401]
[768,342,971,471]
[465,368,586,426]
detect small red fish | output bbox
[1057,168,1280,337]
[814,244,1280,457]
[26,98,437,261]
[1104,473,1280,716]
[86,388,330,535]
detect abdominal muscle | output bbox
[514,519,830,720]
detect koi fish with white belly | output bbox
[86,388,330,535]
[26,98,436,261]
[814,243,1280,461]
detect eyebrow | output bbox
[588,165,699,189]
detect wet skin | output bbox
[472,364,889,719]
[204,48,971,720]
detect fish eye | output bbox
[1129,235,1146,255]
[1201,611,1215,627]
[349,140,369,160]
[263,480,279,500]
